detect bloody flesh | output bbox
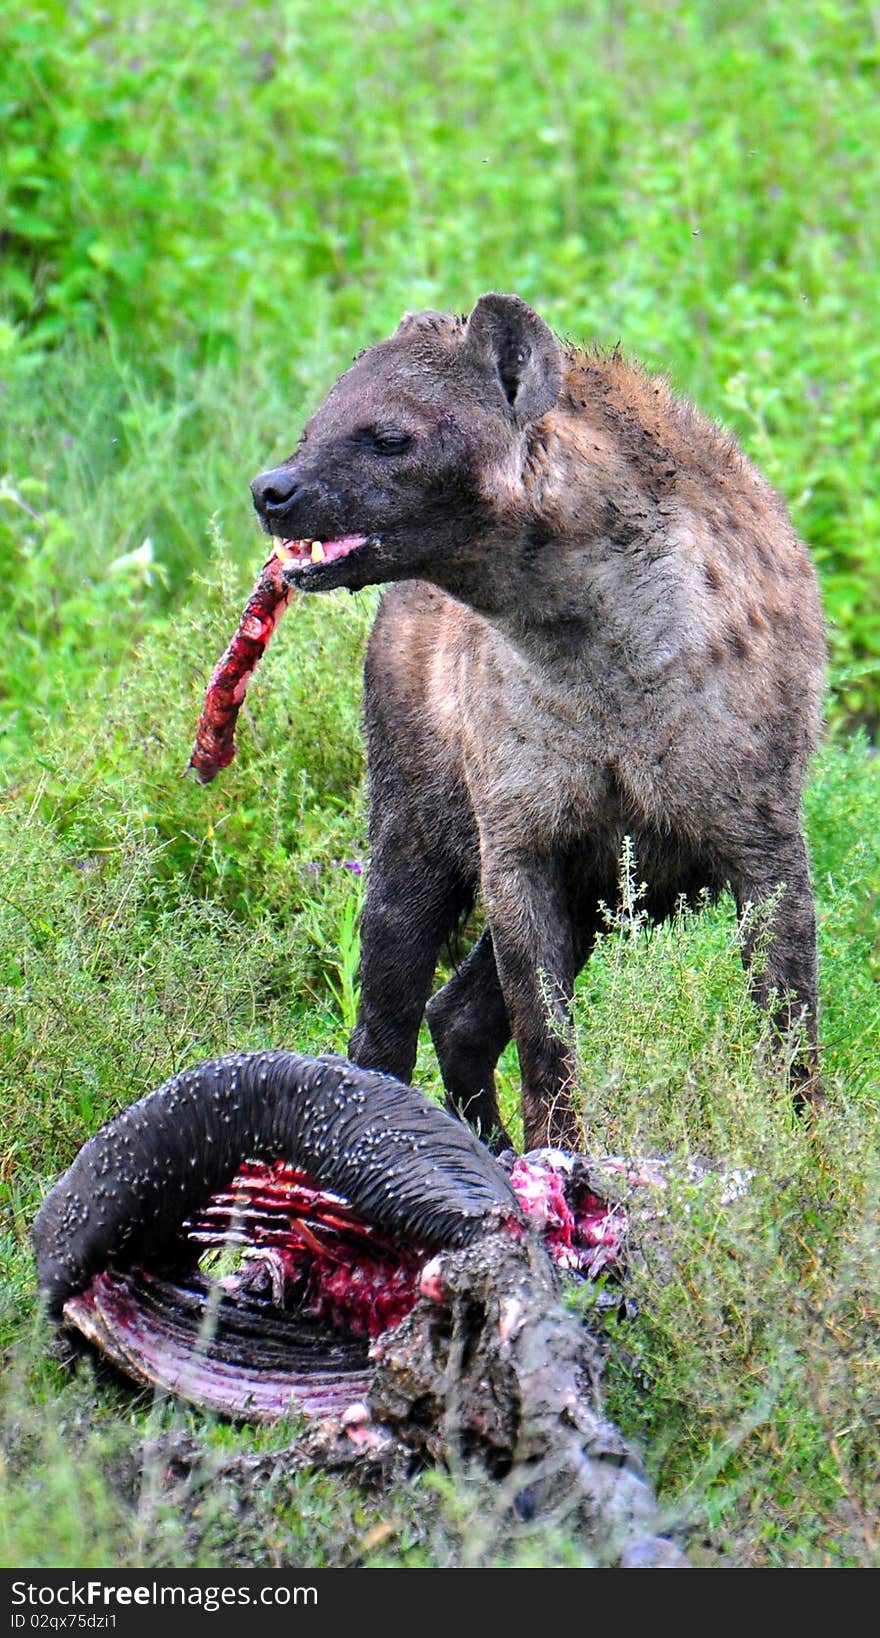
[186,1155,634,1341]
[187,546,294,784]
[52,1146,681,1431]
[186,1159,425,1339]
[63,1151,636,1397]
[508,1153,630,1278]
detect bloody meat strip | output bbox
[186,545,295,784]
[185,1159,426,1339]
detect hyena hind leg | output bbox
[426,928,513,1153]
[732,829,823,1109]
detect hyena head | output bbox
[250,293,563,597]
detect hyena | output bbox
[251,293,825,1151]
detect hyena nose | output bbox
[250,465,300,514]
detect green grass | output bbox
[1,0,879,1572]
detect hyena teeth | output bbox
[311,541,326,563]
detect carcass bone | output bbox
[32,1050,689,1567]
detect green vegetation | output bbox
[1,0,877,1571]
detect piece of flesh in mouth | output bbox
[186,545,293,785]
[186,536,369,784]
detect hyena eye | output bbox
[369,428,414,455]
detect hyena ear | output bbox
[464,293,562,423]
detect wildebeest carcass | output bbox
[33,1050,688,1567]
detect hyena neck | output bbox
[422,395,687,667]
[429,506,689,689]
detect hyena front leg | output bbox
[348,820,475,1089]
